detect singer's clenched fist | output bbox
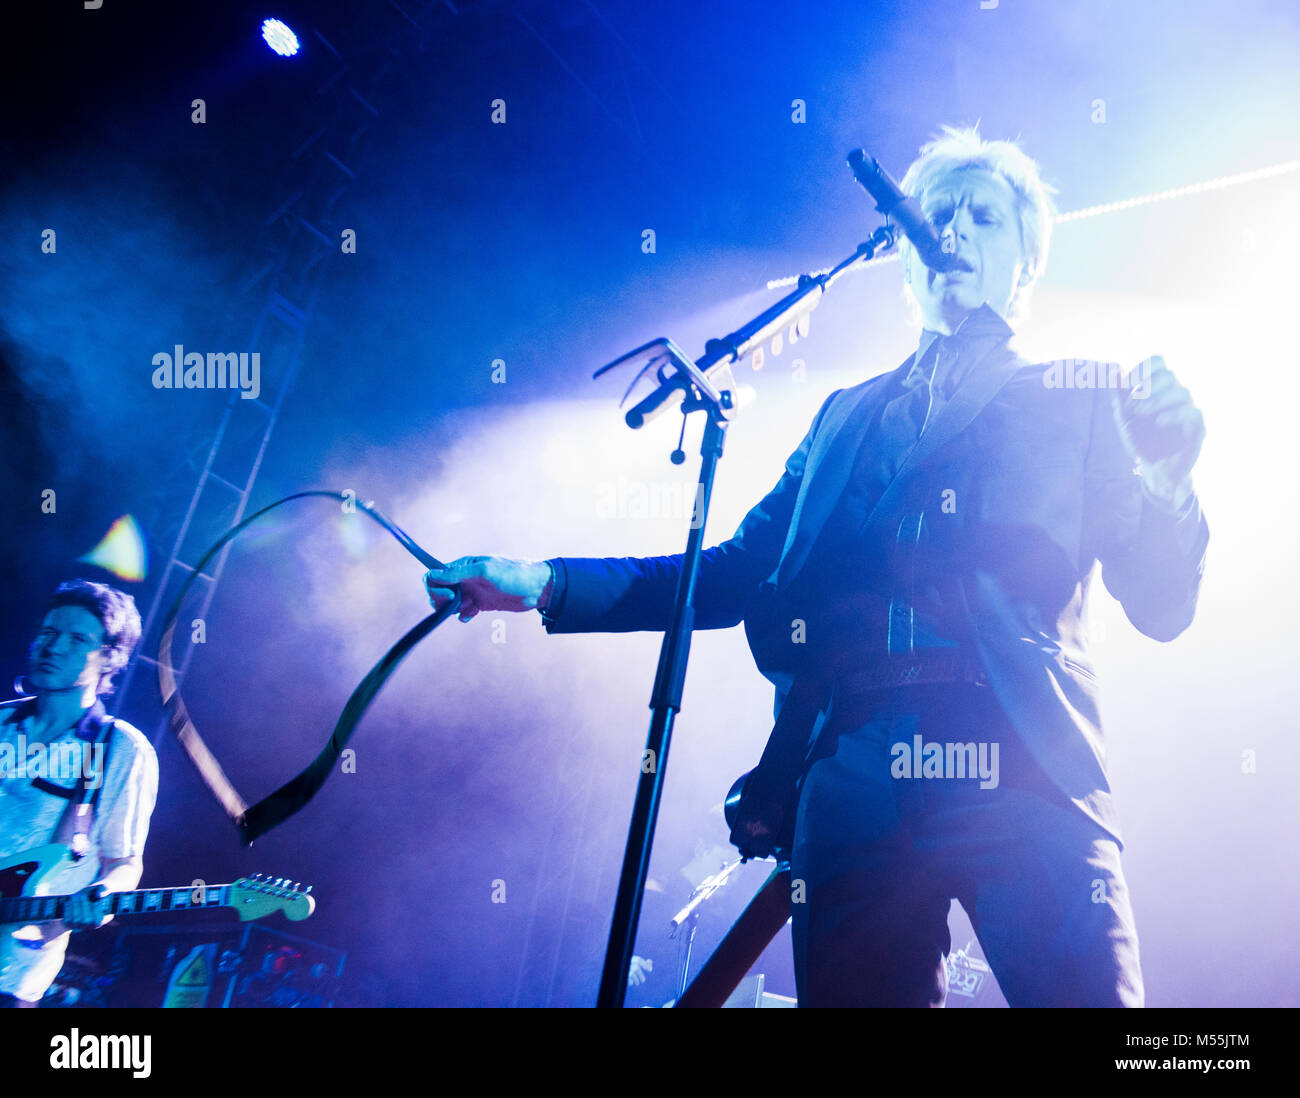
[424,556,552,622]
[1110,355,1205,510]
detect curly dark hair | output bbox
[43,579,142,696]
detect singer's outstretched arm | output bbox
[424,389,843,633]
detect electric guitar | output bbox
[0,844,315,929]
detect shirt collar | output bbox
[0,697,104,742]
[908,304,1015,386]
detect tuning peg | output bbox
[304,885,312,894]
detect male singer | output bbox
[423,126,1208,1006]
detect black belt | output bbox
[835,649,987,699]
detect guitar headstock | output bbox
[228,875,316,922]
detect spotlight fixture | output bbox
[261,18,300,57]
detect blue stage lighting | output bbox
[261,18,300,57]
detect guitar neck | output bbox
[0,883,234,925]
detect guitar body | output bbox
[724,769,796,863]
[0,844,97,901]
[731,584,846,862]
[0,844,100,946]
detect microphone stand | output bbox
[668,856,745,1000]
[593,225,897,1007]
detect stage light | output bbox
[261,18,300,57]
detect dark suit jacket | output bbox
[544,322,1210,845]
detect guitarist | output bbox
[0,580,158,1007]
[422,125,1208,1007]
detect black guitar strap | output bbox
[57,713,118,861]
[152,490,458,846]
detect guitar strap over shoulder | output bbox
[54,714,117,861]
[1,697,117,861]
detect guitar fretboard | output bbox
[0,883,233,925]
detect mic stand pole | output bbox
[678,911,700,1003]
[594,226,896,1007]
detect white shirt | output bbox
[0,702,158,1002]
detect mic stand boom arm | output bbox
[604,226,896,431]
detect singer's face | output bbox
[904,167,1030,333]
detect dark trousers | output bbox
[789,682,1143,1007]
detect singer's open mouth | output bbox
[932,265,974,284]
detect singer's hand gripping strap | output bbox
[156,490,460,846]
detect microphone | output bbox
[847,149,958,273]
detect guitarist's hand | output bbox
[63,884,110,931]
[424,556,553,623]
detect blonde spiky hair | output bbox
[898,123,1058,323]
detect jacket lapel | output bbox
[772,336,1023,592]
[768,357,910,590]
[859,340,1023,539]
